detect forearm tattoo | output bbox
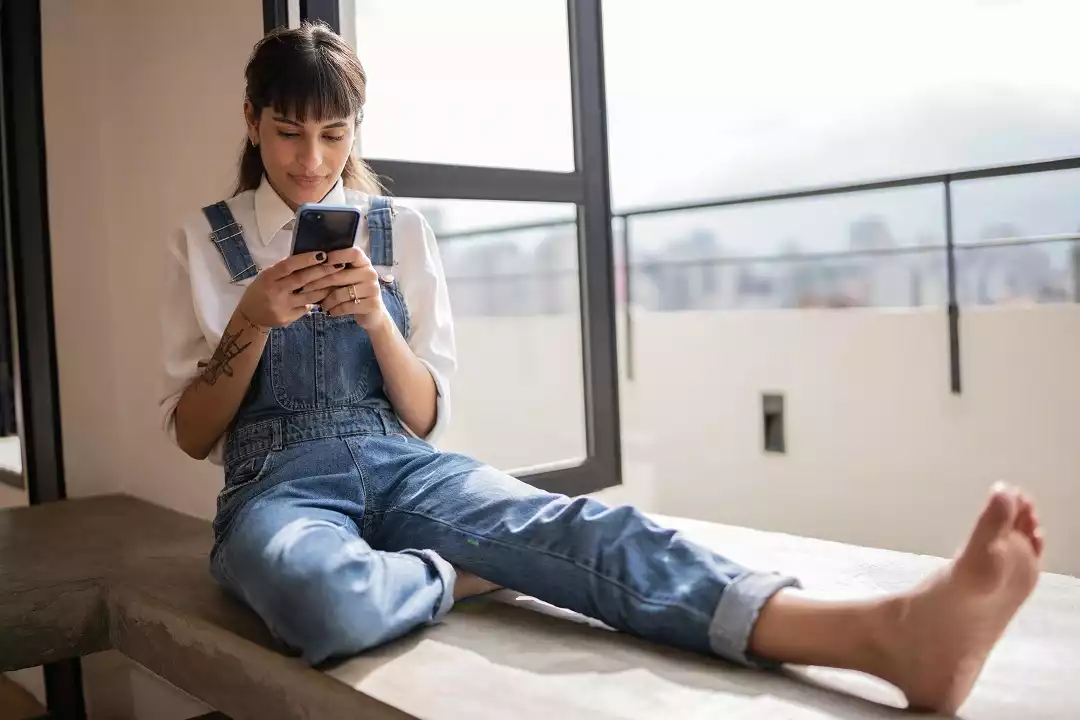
[197,328,252,387]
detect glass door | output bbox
[294,0,622,495]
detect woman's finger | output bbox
[323,283,380,314]
[299,266,368,293]
[284,262,343,292]
[323,284,379,309]
[291,288,331,308]
[323,246,370,269]
[266,251,327,281]
[326,296,380,317]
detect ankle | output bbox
[862,594,911,678]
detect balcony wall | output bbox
[442,304,1080,577]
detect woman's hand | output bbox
[300,247,390,331]
[238,251,338,328]
[304,248,439,436]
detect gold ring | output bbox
[349,285,361,304]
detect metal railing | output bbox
[437,155,1080,393]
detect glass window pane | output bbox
[402,198,586,471]
[348,1,575,171]
[954,241,1079,306]
[952,169,1080,244]
[952,169,1080,306]
[603,0,1080,209]
[626,186,947,310]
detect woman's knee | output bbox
[221,512,388,662]
[269,563,389,664]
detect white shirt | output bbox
[159,176,456,465]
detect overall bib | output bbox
[201,197,799,667]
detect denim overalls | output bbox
[202,196,799,668]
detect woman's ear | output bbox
[244,100,260,147]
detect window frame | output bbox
[294,0,624,495]
[2,0,87,715]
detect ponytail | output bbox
[341,154,384,196]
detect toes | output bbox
[1025,501,1042,534]
[1014,492,1044,555]
[1017,492,1036,520]
[1017,511,1044,557]
[1017,491,1031,512]
[972,485,1019,548]
[1033,531,1045,558]
[1016,499,1036,538]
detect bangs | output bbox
[249,40,365,124]
[236,22,382,197]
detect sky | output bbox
[351,0,1080,256]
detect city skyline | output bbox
[437,209,1079,315]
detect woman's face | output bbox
[247,103,355,209]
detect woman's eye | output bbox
[275,130,344,142]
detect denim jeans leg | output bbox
[366,440,799,666]
[214,488,455,665]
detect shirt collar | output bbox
[253,175,347,246]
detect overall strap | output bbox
[367,196,396,267]
[202,201,258,282]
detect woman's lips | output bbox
[291,174,324,188]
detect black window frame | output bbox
[2,0,87,716]
[293,0,624,496]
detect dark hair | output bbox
[233,21,382,196]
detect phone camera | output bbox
[312,212,323,221]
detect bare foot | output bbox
[452,569,501,601]
[879,484,1042,713]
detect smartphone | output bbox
[290,203,362,257]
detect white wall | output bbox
[635,305,1079,575]
[43,0,257,515]
[42,0,261,714]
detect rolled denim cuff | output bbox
[400,548,457,622]
[708,571,801,667]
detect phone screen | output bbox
[291,206,361,256]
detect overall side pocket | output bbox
[217,450,276,514]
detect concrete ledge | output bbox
[111,587,409,720]
[0,495,411,719]
[0,580,109,670]
[2,495,1078,720]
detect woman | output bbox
[160,22,1044,714]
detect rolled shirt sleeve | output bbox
[158,226,217,457]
